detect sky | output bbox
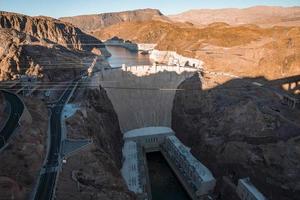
[1,0,299,18]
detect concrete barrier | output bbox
[116,65,199,77]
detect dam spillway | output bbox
[92,65,198,132]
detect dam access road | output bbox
[33,80,78,200]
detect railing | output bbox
[101,65,200,75]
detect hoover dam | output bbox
[90,46,217,200]
[92,65,198,132]
[1,4,300,200]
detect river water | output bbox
[106,46,152,68]
[147,152,191,200]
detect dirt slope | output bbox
[169,6,300,27]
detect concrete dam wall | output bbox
[92,65,198,132]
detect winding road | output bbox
[0,90,24,150]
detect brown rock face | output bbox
[0,12,110,81]
[60,8,168,32]
[172,74,300,200]
[94,20,300,79]
[56,87,135,200]
[0,11,108,53]
[0,28,83,81]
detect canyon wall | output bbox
[56,87,135,200]
[0,12,110,81]
[0,11,110,55]
[171,74,300,200]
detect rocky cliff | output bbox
[172,73,300,200]
[60,8,168,32]
[0,11,109,53]
[0,12,110,81]
[56,87,135,200]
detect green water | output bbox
[146,152,191,200]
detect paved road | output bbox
[34,80,77,200]
[0,91,24,150]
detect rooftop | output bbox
[167,135,215,182]
[124,126,175,139]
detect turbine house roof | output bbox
[124,126,174,139]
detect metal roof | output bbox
[124,126,174,139]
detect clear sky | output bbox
[1,0,299,18]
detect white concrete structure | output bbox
[137,43,157,53]
[121,141,144,194]
[92,65,198,132]
[162,135,216,197]
[150,49,204,69]
[124,127,175,152]
[121,64,198,77]
[121,127,216,200]
[236,178,266,200]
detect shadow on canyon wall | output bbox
[172,73,300,200]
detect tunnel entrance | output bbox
[146,152,191,200]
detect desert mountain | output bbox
[0,11,110,81]
[94,20,300,79]
[169,6,300,27]
[0,11,109,53]
[60,8,168,32]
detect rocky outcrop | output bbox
[150,49,203,68]
[104,37,138,51]
[56,87,135,200]
[0,28,90,81]
[172,74,300,200]
[0,12,111,81]
[104,37,157,53]
[60,9,167,32]
[0,11,110,55]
